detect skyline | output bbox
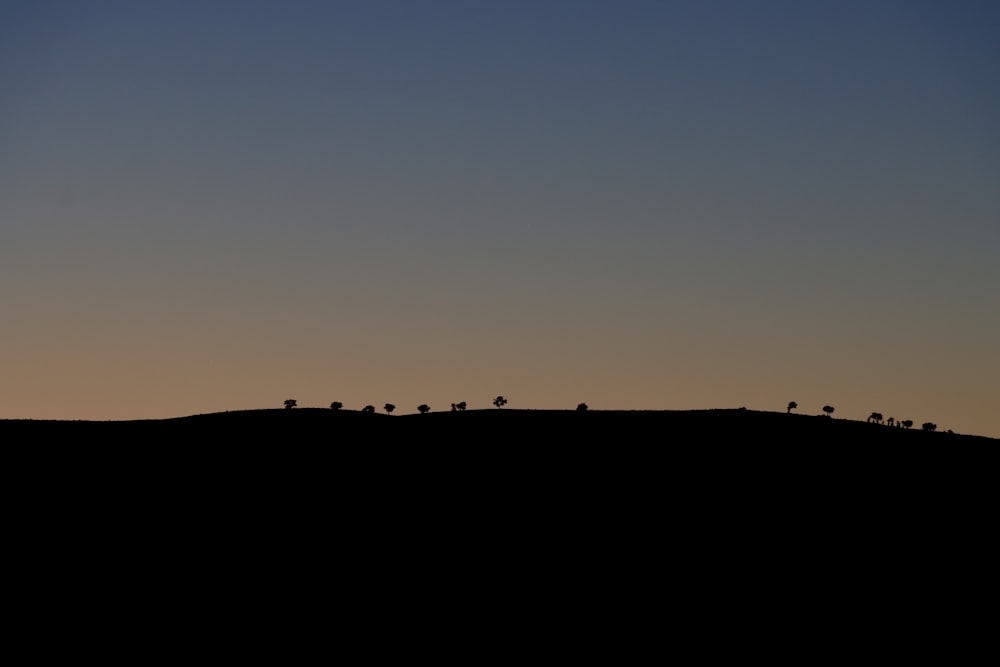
[2,1,998,437]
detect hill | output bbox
[4,406,994,445]
[7,407,995,534]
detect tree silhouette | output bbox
[451,402,467,412]
[922,422,937,432]
[787,401,797,414]
[493,395,508,409]
[901,419,913,429]
[822,405,835,417]
[868,412,883,424]
[330,401,343,411]
[384,403,395,414]
[284,399,297,410]
[417,404,430,414]
[887,417,895,427]
[361,405,375,414]
[577,403,588,411]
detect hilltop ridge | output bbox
[4,407,995,444]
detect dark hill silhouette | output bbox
[9,407,995,548]
[4,407,995,446]
[13,404,993,645]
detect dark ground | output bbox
[3,406,994,444]
[6,407,993,619]
[6,408,995,489]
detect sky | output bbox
[2,0,998,437]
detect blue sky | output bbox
[2,1,998,436]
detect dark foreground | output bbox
[3,407,994,444]
[6,408,994,600]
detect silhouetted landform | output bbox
[11,408,997,526]
[4,408,996,446]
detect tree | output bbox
[417,404,430,414]
[868,412,883,424]
[577,403,588,412]
[330,401,343,411]
[822,405,835,417]
[922,422,937,432]
[901,419,913,429]
[787,401,797,414]
[284,399,297,410]
[361,405,375,414]
[456,401,467,411]
[384,403,395,414]
[493,395,508,409]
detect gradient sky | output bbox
[3,1,998,437]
